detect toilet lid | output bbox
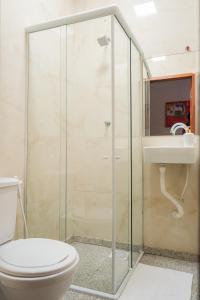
[0,238,78,277]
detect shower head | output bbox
[97,35,111,47]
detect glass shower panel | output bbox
[27,27,66,241]
[66,17,113,294]
[26,13,135,297]
[131,42,144,263]
[113,17,131,293]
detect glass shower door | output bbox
[131,41,144,266]
[26,13,136,297]
[112,16,131,293]
[66,16,113,294]
[26,26,66,241]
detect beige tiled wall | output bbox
[66,16,132,245]
[25,14,134,246]
[143,136,199,255]
[62,0,200,255]
[0,0,69,238]
[0,0,199,256]
[66,16,113,242]
[143,60,200,256]
[27,27,67,240]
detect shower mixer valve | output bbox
[104,121,111,127]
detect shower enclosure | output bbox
[26,6,146,298]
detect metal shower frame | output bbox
[25,5,150,299]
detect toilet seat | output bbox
[0,238,78,278]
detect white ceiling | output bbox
[66,0,199,75]
[124,0,199,58]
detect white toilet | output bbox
[0,178,79,300]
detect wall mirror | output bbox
[144,72,196,136]
[146,73,195,136]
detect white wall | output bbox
[147,52,200,77]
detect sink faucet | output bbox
[170,122,189,135]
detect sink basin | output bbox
[144,146,196,164]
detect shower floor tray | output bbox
[70,242,141,295]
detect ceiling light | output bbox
[134,1,157,17]
[151,56,166,62]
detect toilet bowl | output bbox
[0,178,79,300]
[0,238,79,300]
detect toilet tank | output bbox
[0,178,19,245]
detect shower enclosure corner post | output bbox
[129,38,133,269]
[24,29,30,239]
[111,15,116,294]
[59,25,67,242]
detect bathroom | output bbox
[0,1,199,300]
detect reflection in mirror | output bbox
[143,64,150,136]
[149,74,195,136]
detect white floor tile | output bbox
[120,263,193,300]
